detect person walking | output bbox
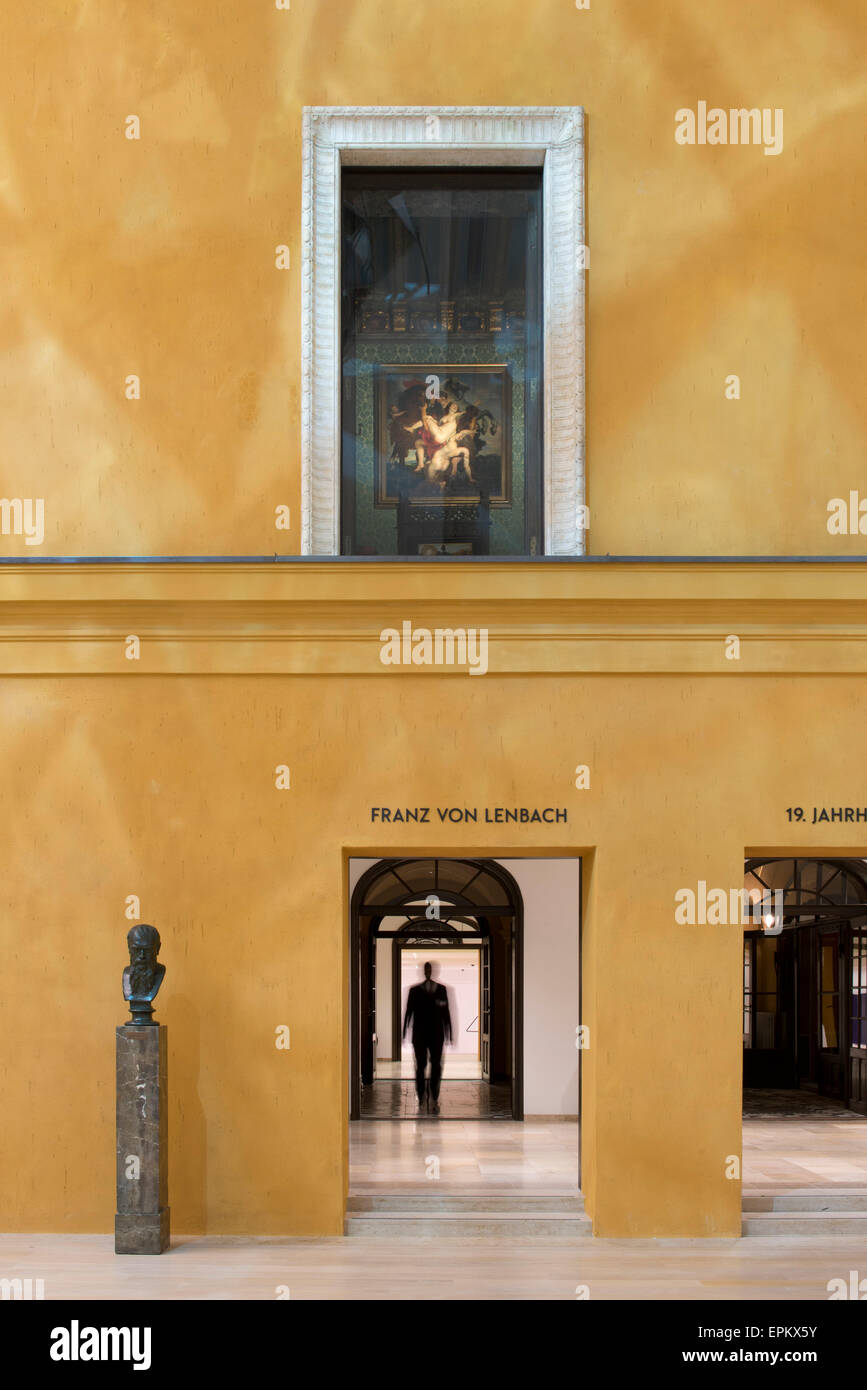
[402,962,453,1114]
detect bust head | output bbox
[127,923,161,993]
[124,924,165,1024]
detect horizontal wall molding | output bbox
[2,563,867,674]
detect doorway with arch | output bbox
[350,857,524,1120]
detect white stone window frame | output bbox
[301,106,585,556]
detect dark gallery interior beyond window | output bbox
[341,169,543,557]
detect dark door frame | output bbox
[850,925,867,1115]
[817,923,848,1101]
[743,856,867,1111]
[350,857,524,1120]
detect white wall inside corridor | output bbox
[400,949,480,1059]
[495,858,580,1117]
[375,930,394,1059]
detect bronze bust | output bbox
[122,923,166,1026]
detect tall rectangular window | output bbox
[754,935,779,1050]
[820,937,839,1050]
[851,932,866,1049]
[341,170,543,557]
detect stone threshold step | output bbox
[349,1187,582,1197]
[348,1211,590,1219]
[743,1186,867,1194]
[742,1211,867,1236]
[345,1214,592,1238]
[743,1193,867,1212]
[348,1195,584,1213]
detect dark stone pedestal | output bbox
[115,1024,170,1254]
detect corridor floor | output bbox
[351,1118,579,1191]
[742,1115,867,1188]
[350,1114,867,1193]
[360,1080,512,1119]
[743,1088,865,1120]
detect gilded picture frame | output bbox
[374,362,512,508]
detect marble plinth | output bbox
[115,1024,170,1254]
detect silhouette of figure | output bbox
[402,962,452,1114]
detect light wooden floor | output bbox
[2,1232,864,1300]
[4,1118,865,1300]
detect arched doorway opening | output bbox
[743,857,867,1115]
[350,857,523,1120]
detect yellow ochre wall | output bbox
[3,653,867,1237]
[1,0,865,557]
[2,2,867,1242]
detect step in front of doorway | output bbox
[345,1211,592,1238]
[742,1210,867,1236]
[345,1195,590,1237]
[743,1190,867,1213]
[348,1192,584,1214]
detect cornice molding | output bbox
[2,563,867,675]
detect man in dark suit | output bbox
[402,961,452,1114]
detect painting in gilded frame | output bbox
[374,363,512,507]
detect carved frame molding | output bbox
[301,106,586,556]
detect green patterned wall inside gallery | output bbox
[353,344,526,555]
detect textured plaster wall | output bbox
[1,1,865,555]
[3,0,866,1240]
[3,673,867,1235]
